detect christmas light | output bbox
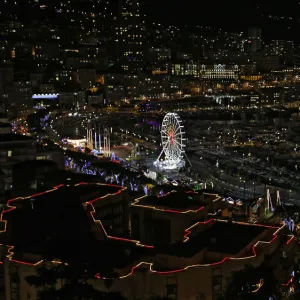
[0,183,290,284]
[277,190,281,206]
[95,222,284,279]
[86,201,153,249]
[286,235,294,245]
[132,194,205,214]
[252,279,264,293]
[6,245,44,266]
[0,184,65,233]
[183,219,214,242]
[282,276,294,286]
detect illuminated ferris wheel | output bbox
[154,113,186,170]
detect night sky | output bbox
[145,0,258,27]
[145,0,300,40]
[1,1,299,41]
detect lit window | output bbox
[36,156,46,160]
[8,150,12,157]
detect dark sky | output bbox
[144,0,300,39]
[145,0,259,27]
[1,1,298,41]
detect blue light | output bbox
[32,94,58,99]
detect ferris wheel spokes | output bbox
[154,112,186,170]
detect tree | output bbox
[156,173,164,184]
[224,262,279,300]
[25,219,125,300]
[26,255,125,300]
[26,266,58,289]
[225,264,256,298]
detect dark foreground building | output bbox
[0,184,296,299]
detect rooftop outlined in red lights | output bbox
[0,183,293,283]
[95,221,286,279]
[131,190,221,214]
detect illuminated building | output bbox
[240,75,263,81]
[115,0,146,73]
[143,76,170,100]
[32,94,59,106]
[32,92,85,108]
[104,73,172,102]
[147,48,171,75]
[147,48,171,63]
[267,40,294,65]
[104,73,143,102]
[54,70,78,84]
[151,67,169,75]
[269,40,294,58]
[201,64,239,82]
[0,184,295,300]
[213,94,240,105]
[104,73,126,102]
[64,46,108,71]
[32,43,60,72]
[172,61,199,77]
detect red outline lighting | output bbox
[75,182,153,248]
[209,257,228,266]
[132,194,205,214]
[286,235,294,245]
[133,191,222,214]
[0,182,155,266]
[282,276,294,286]
[95,222,285,280]
[5,245,44,266]
[252,279,264,293]
[0,182,290,283]
[183,219,214,242]
[0,184,66,234]
[86,201,154,249]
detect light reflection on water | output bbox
[59,126,83,138]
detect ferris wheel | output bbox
[154,113,186,170]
